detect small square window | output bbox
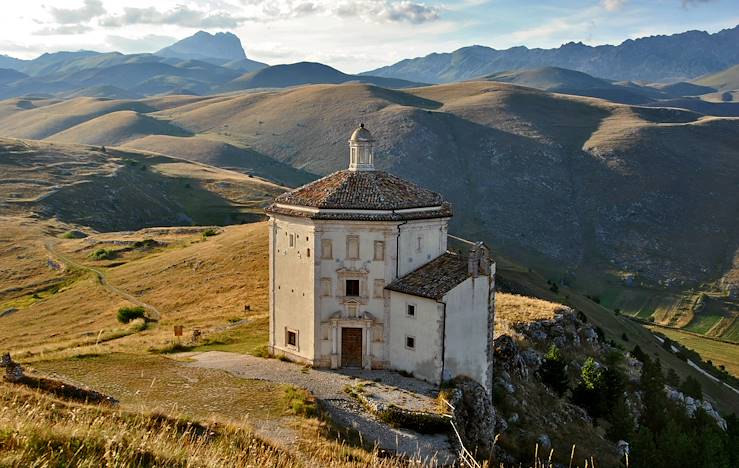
[346,279,360,297]
[287,330,297,347]
[407,304,416,317]
[406,336,415,349]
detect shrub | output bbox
[117,306,146,324]
[283,386,317,418]
[250,345,270,358]
[540,344,569,395]
[90,248,116,260]
[202,228,219,239]
[60,230,86,239]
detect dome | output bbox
[349,123,374,142]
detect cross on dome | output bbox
[348,123,375,171]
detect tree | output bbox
[680,376,703,400]
[631,426,659,468]
[540,344,569,395]
[631,345,646,362]
[639,356,668,434]
[666,368,681,388]
[572,357,607,419]
[605,393,634,442]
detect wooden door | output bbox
[341,328,363,368]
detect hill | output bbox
[0,82,737,344]
[222,61,422,91]
[483,67,660,104]
[0,138,284,230]
[693,64,739,92]
[363,25,739,83]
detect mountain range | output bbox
[364,25,739,84]
[0,31,421,99]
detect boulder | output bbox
[449,377,496,458]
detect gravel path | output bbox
[181,351,455,465]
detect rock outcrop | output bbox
[1,353,24,382]
[448,377,496,458]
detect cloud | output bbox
[100,6,247,28]
[48,0,106,24]
[681,0,717,6]
[601,0,627,12]
[334,1,440,24]
[238,0,438,23]
[34,25,92,36]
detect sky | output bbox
[0,0,737,73]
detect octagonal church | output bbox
[266,124,495,390]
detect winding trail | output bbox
[43,239,161,321]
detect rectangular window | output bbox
[320,278,332,297]
[307,248,311,258]
[373,279,385,298]
[347,235,359,259]
[374,240,385,261]
[416,235,423,253]
[321,239,332,259]
[405,336,415,350]
[406,304,416,317]
[289,234,295,248]
[287,330,297,347]
[345,279,360,297]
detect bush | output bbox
[202,228,219,239]
[283,386,317,418]
[117,306,146,323]
[90,248,116,260]
[540,344,569,395]
[60,230,86,239]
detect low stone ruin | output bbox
[1,353,24,382]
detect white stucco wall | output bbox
[387,291,444,383]
[442,275,492,389]
[269,209,473,376]
[396,219,448,278]
[270,216,318,363]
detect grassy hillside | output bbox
[0,138,283,231]
[693,64,739,91]
[0,82,737,344]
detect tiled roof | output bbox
[385,252,470,300]
[265,202,452,221]
[273,170,446,210]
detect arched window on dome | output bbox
[350,147,357,165]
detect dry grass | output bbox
[0,220,270,360]
[496,292,567,324]
[0,381,299,468]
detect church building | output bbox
[266,124,495,390]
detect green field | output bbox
[647,326,739,378]
[685,313,724,335]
